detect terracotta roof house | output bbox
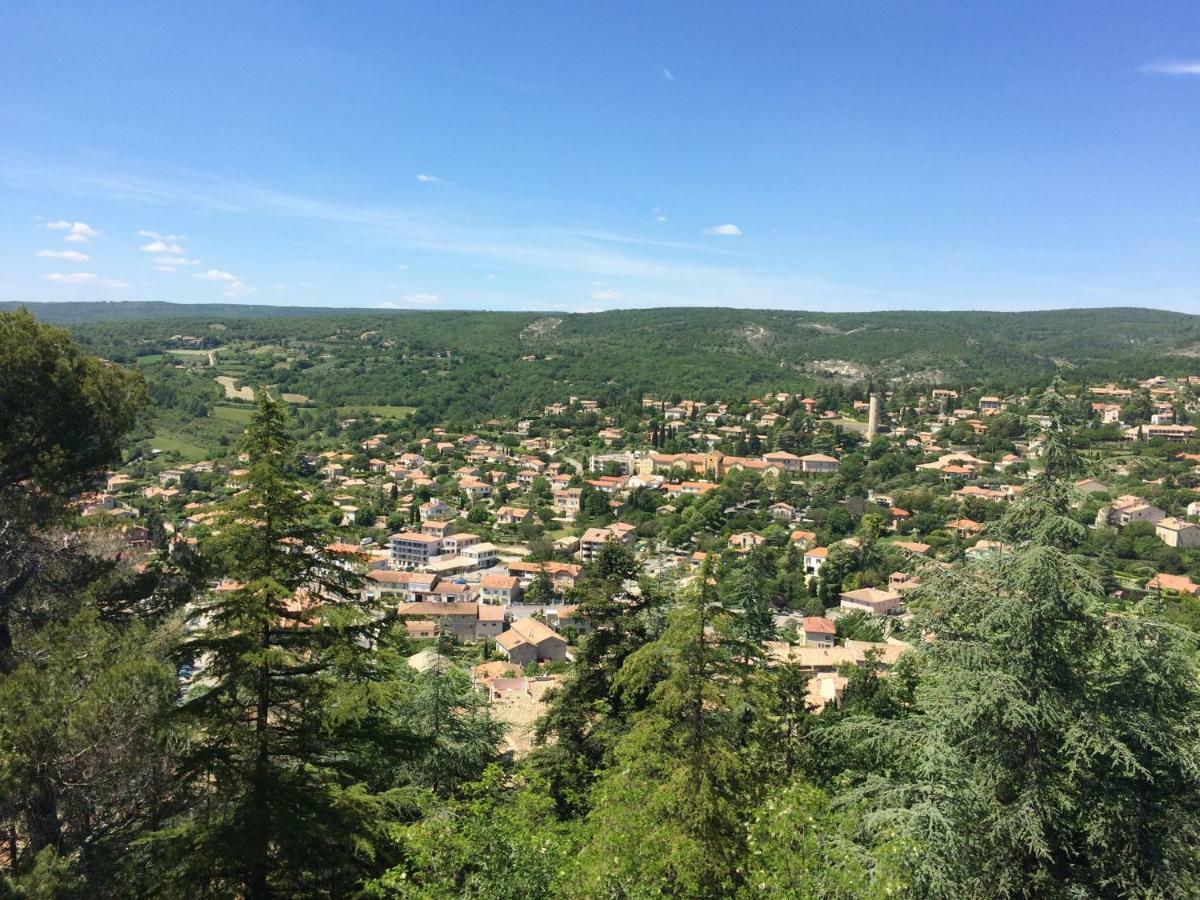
[495,617,568,667]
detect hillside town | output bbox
[77,373,1200,737]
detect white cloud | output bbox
[138,229,185,240]
[377,301,398,309]
[591,288,622,302]
[402,292,440,306]
[38,249,89,262]
[140,239,185,253]
[153,256,199,266]
[46,220,100,242]
[652,207,667,223]
[13,167,916,311]
[195,268,239,282]
[704,223,742,236]
[44,271,127,287]
[1141,60,1200,75]
[662,67,675,82]
[195,268,251,295]
[416,174,448,184]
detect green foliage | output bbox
[0,309,145,493]
[828,469,1200,898]
[145,394,417,897]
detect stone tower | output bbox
[867,393,880,439]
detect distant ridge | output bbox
[2,300,1198,327]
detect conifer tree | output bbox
[149,393,409,897]
[830,435,1200,897]
[572,559,756,896]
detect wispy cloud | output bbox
[195,268,251,295]
[652,207,667,223]
[195,268,239,283]
[38,249,89,262]
[44,271,129,287]
[138,229,186,240]
[704,223,742,236]
[140,239,185,253]
[416,174,450,184]
[1141,59,1200,75]
[154,256,199,266]
[591,288,622,302]
[662,67,675,82]
[46,220,100,242]
[6,165,913,309]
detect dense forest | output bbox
[7,303,1200,424]
[3,307,1200,897]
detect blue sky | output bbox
[2,1,1199,312]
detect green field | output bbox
[213,405,255,424]
[336,405,416,419]
[150,433,210,461]
[135,354,164,366]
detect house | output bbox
[394,601,493,642]
[1125,423,1197,443]
[362,570,438,604]
[421,519,455,539]
[1147,572,1200,597]
[580,527,624,563]
[459,477,492,501]
[769,501,796,520]
[496,506,533,526]
[389,532,442,569]
[495,617,569,666]
[790,529,817,548]
[1156,517,1200,549]
[800,453,840,474]
[431,532,475,558]
[419,498,451,521]
[892,540,931,557]
[1103,496,1166,528]
[803,547,828,578]
[839,587,904,616]
[762,451,802,472]
[480,573,521,605]
[953,485,1015,503]
[729,531,765,552]
[506,561,583,591]
[462,542,499,570]
[946,518,983,538]
[801,616,837,648]
[664,480,717,497]
[978,396,1003,415]
[552,488,583,518]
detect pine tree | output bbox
[148,394,409,897]
[829,439,1200,897]
[571,558,758,896]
